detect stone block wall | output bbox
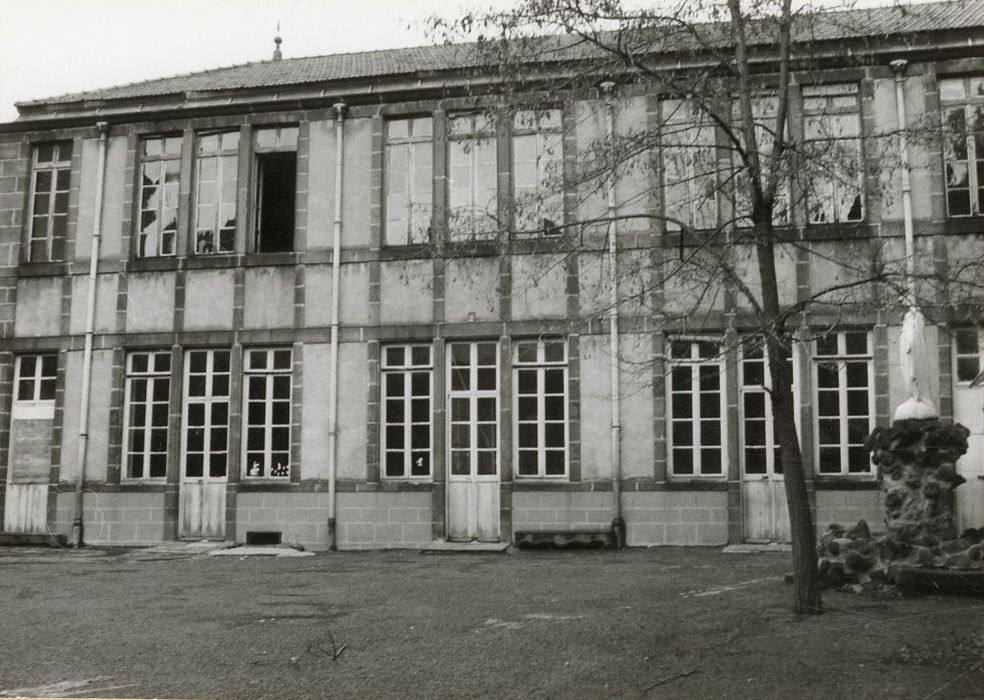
[55,491,165,545]
[335,491,433,550]
[815,490,883,532]
[511,491,612,531]
[623,491,729,546]
[236,492,332,551]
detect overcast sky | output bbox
[0,0,519,122]
[0,0,935,123]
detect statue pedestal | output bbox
[817,419,984,588]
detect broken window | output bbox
[194,131,239,254]
[27,142,72,262]
[668,339,725,476]
[381,344,432,479]
[137,135,181,258]
[14,354,57,404]
[123,351,171,479]
[512,109,563,236]
[243,348,292,479]
[802,84,865,225]
[939,77,984,217]
[514,338,568,478]
[183,349,230,479]
[448,114,497,241]
[813,331,873,475]
[253,127,297,253]
[384,117,433,245]
[661,99,719,231]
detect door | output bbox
[740,341,793,543]
[447,341,500,541]
[953,329,984,532]
[4,355,57,533]
[179,349,230,539]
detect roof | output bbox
[17,0,984,110]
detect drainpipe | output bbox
[600,81,626,548]
[890,60,915,300]
[891,59,936,420]
[327,102,346,550]
[72,121,110,548]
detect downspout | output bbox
[327,102,346,550]
[890,58,936,420]
[600,81,626,548]
[890,60,915,299]
[72,121,110,548]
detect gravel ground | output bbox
[0,545,982,699]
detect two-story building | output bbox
[1,1,983,550]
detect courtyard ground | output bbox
[0,545,981,700]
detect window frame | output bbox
[511,108,564,237]
[181,349,231,481]
[513,338,569,479]
[380,343,434,480]
[738,338,800,477]
[660,98,720,232]
[242,347,293,480]
[801,83,865,225]
[136,134,182,258]
[448,113,498,241]
[953,327,983,385]
[939,76,984,218]
[447,341,500,479]
[732,96,791,227]
[252,125,298,253]
[122,350,172,481]
[666,338,728,478]
[13,354,57,417]
[384,116,434,246]
[812,330,875,476]
[26,141,73,263]
[193,130,240,255]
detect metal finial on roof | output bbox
[273,22,283,61]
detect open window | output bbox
[253,127,297,253]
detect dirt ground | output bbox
[0,545,981,700]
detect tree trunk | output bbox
[756,231,823,614]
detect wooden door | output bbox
[446,341,500,542]
[179,350,230,540]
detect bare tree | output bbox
[428,0,979,614]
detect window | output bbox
[814,331,873,475]
[14,354,57,404]
[661,99,719,231]
[27,142,72,262]
[512,109,563,235]
[254,126,297,252]
[182,350,230,479]
[195,131,239,254]
[740,339,797,476]
[448,341,498,477]
[243,348,292,479]
[733,96,789,226]
[384,117,433,245]
[137,135,181,258]
[940,77,984,217]
[668,339,725,476]
[123,351,171,479]
[449,114,497,241]
[381,344,432,478]
[514,338,568,478]
[802,84,864,224]
[954,328,983,383]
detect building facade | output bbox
[1,3,983,549]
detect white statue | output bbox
[894,306,938,421]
